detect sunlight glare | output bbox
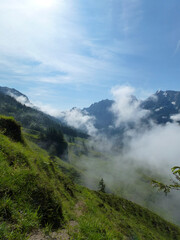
[35,0,56,8]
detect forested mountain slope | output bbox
[0,88,87,139]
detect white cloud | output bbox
[125,122,180,170]
[34,102,62,117]
[38,76,72,84]
[8,92,33,107]
[110,85,149,126]
[59,108,97,136]
[119,0,142,35]
[147,94,158,102]
[170,113,180,122]
[0,0,144,88]
[0,0,92,84]
[7,89,64,116]
[73,110,180,224]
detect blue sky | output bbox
[0,0,180,110]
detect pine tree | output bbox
[98,178,106,193]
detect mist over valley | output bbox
[0,86,180,226]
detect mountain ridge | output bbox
[82,90,180,130]
[1,86,180,133]
[0,86,30,103]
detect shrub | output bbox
[0,116,24,143]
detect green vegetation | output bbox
[67,134,180,225]
[0,118,67,238]
[0,116,179,239]
[152,166,180,195]
[40,127,68,160]
[0,91,88,139]
[0,115,24,143]
[0,91,89,161]
[98,178,106,193]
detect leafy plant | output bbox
[152,166,180,195]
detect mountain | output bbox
[0,87,87,138]
[3,86,180,136]
[2,87,180,133]
[83,99,114,129]
[83,90,180,131]
[0,115,179,239]
[141,90,180,124]
[0,87,88,161]
[0,86,30,104]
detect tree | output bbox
[98,178,106,193]
[40,127,68,160]
[152,166,180,195]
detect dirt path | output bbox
[29,200,86,240]
[74,200,86,217]
[29,229,70,240]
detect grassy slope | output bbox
[68,138,180,225]
[0,117,180,239]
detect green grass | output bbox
[67,136,180,225]
[0,118,76,239]
[0,116,179,239]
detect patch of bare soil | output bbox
[29,201,86,240]
[29,230,70,240]
[28,230,48,240]
[74,200,86,217]
[50,229,70,240]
